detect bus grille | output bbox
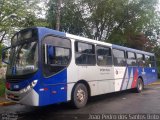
[6,79,23,83]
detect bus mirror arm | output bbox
[2,47,11,64]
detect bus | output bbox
[2,27,158,108]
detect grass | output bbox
[0,79,5,97]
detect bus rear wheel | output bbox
[135,78,144,93]
[72,83,88,109]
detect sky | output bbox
[36,1,48,19]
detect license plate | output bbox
[8,94,15,99]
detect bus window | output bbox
[126,51,137,66]
[145,55,151,67]
[42,36,71,77]
[150,56,156,67]
[113,49,126,66]
[75,42,96,65]
[47,45,70,65]
[137,53,144,60]
[136,53,144,67]
[96,45,112,66]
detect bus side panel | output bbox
[66,61,78,101]
[76,66,115,96]
[118,66,158,91]
[67,65,116,100]
[39,69,67,106]
[115,67,143,91]
[75,66,101,96]
[119,67,143,90]
[67,66,157,102]
[126,67,134,89]
[66,38,78,101]
[114,67,126,91]
[144,67,158,85]
[96,67,115,94]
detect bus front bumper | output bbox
[5,88,39,106]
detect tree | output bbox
[47,0,159,42]
[0,0,48,67]
[46,0,160,76]
[0,43,4,67]
[0,0,47,44]
[47,0,93,37]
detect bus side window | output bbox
[145,55,151,67]
[150,56,156,67]
[96,45,112,66]
[42,36,71,77]
[126,52,137,66]
[112,49,126,66]
[136,53,144,67]
[75,41,96,65]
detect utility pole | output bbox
[56,0,62,31]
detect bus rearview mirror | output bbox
[47,45,55,59]
[44,44,55,64]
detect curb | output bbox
[149,82,160,85]
[0,102,16,106]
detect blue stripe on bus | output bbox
[38,69,67,106]
[38,27,66,40]
[36,27,67,106]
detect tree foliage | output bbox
[0,43,4,67]
[47,0,158,44]
[1,0,160,75]
[0,0,47,43]
[0,0,48,67]
[46,0,160,76]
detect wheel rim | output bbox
[138,81,143,91]
[76,88,86,103]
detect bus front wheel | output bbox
[135,78,144,93]
[71,83,88,109]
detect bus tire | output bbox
[71,83,88,109]
[135,78,144,93]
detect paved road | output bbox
[0,85,160,120]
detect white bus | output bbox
[3,27,157,108]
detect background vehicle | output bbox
[2,27,158,108]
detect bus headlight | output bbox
[20,80,38,93]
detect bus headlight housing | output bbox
[20,80,38,93]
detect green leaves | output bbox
[0,0,47,43]
[47,0,159,44]
[46,0,160,75]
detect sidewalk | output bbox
[0,96,16,106]
[150,80,160,85]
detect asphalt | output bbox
[0,82,160,120]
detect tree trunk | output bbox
[0,31,6,43]
[56,0,62,31]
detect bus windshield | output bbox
[6,41,38,76]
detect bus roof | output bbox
[37,27,154,56]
